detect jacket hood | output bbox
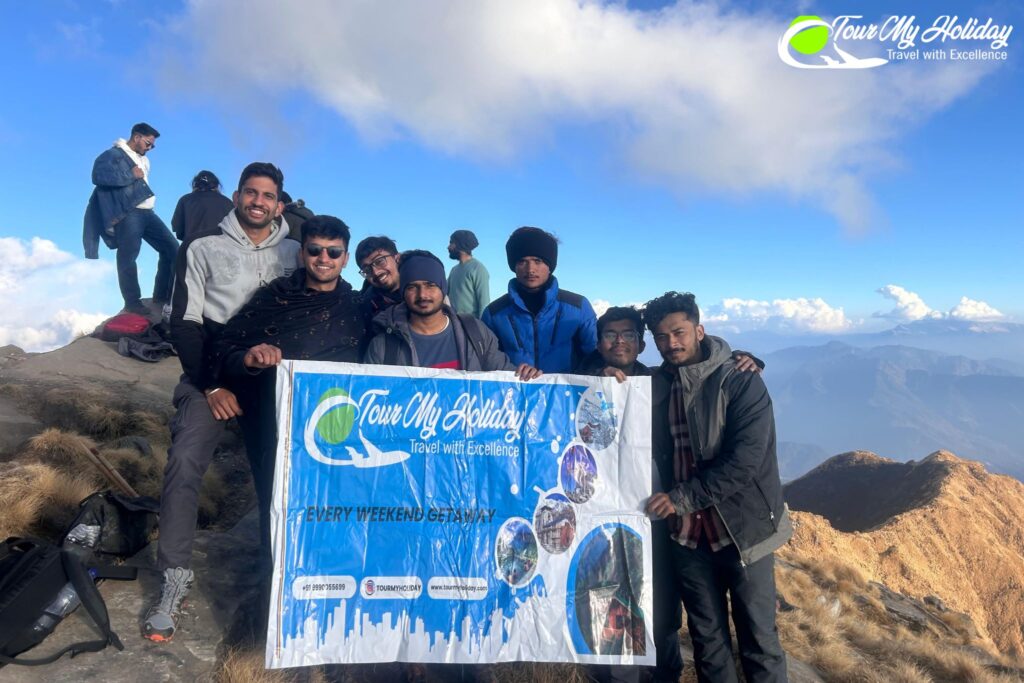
[217,209,291,250]
[667,334,733,385]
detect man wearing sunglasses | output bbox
[210,215,365,635]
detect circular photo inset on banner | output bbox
[576,387,617,451]
[568,525,647,656]
[560,444,597,504]
[534,493,577,554]
[494,518,539,587]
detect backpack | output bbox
[0,538,132,667]
[97,313,151,342]
[62,491,159,566]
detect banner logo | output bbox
[779,14,1013,68]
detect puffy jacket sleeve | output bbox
[575,296,598,356]
[667,370,774,514]
[91,149,135,188]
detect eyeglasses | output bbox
[305,244,346,259]
[358,253,395,277]
[601,330,640,343]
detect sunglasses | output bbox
[305,244,346,259]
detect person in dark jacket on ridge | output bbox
[280,191,315,242]
[481,226,597,373]
[644,291,790,683]
[365,249,541,379]
[171,170,234,241]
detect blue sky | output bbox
[0,0,1021,350]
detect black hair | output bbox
[355,235,398,266]
[279,191,293,204]
[237,162,284,196]
[191,170,220,192]
[131,122,160,138]
[302,215,351,249]
[642,291,700,332]
[598,306,645,337]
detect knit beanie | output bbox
[505,226,557,272]
[399,250,448,297]
[450,229,479,253]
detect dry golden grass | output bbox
[0,461,98,539]
[25,387,168,443]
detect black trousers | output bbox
[671,539,787,683]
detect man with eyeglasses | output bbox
[355,235,403,330]
[145,162,299,643]
[84,122,179,316]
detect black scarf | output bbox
[213,269,365,377]
[516,278,553,317]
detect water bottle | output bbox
[30,582,81,637]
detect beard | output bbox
[447,247,461,260]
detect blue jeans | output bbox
[115,208,178,307]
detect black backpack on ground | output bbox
[0,538,131,667]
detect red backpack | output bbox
[97,313,150,342]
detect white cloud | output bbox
[949,296,1004,322]
[0,237,115,352]
[875,285,1005,323]
[591,299,611,318]
[161,1,997,232]
[704,297,852,333]
[875,284,940,321]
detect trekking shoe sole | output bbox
[142,630,173,643]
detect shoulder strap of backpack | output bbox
[457,314,486,357]
[0,552,124,666]
[383,332,401,365]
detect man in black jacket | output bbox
[644,292,790,683]
[213,216,364,632]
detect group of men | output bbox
[87,125,790,683]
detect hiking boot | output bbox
[143,567,194,642]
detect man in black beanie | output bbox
[364,249,541,377]
[447,229,490,317]
[481,226,597,373]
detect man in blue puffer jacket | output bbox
[482,226,597,373]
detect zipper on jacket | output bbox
[510,321,525,353]
[532,316,540,366]
[753,480,778,531]
[550,306,563,345]
[713,503,746,567]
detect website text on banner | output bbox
[265,361,654,668]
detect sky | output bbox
[0,0,1021,351]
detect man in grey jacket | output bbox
[365,249,540,379]
[144,162,300,643]
[644,291,790,683]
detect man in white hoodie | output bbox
[86,123,179,315]
[144,162,300,643]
